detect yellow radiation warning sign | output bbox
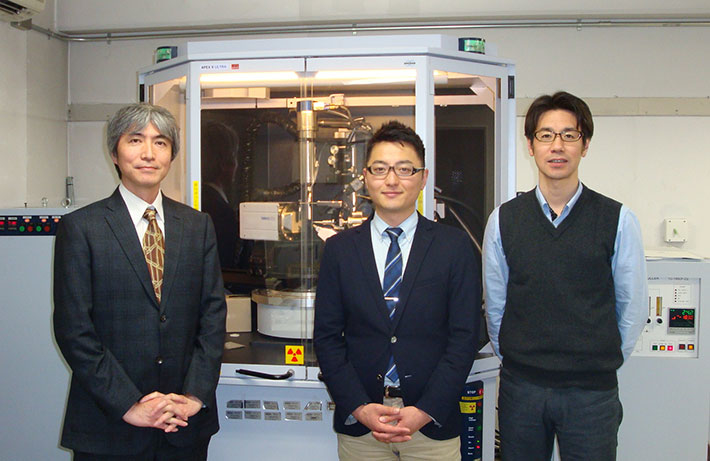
[459,401,478,413]
[285,345,304,364]
[459,394,482,413]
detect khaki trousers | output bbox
[337,397,460,461]
[338,432,460,461]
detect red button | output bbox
[28,226,34,232]
[44,226,50,232]
[679,344,686,350]
[668,345,674,351]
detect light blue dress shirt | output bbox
[482,183,648,362]
[344,211,420,425]
[370,210,419,387]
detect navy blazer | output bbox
[53,188,226,455]
[314,214,480,440]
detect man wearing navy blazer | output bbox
[314,121,480,460]
[53,103,226,460]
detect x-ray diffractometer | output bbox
[138,34,516,460]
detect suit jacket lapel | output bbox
[104,188,159,309]
[353,220,392,324]
[160,197,183,313]
[391,214,434,329]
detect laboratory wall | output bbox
[0,24,27,207]
[0,0,67,209]
[1,0,709,452]
[55,0,709,31]
[65,25,710,260]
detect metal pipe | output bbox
[26,17,710,42]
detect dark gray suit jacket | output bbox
[314,214,481,440]
[53,188,226,455]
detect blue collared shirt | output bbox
[344,210,421,425]
[482,183,648,362]
[370,211,419,289]
[370,210,418,388]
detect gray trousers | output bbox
[498,367,623,461]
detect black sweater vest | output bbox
[499,186,622,390]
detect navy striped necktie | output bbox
[383,227,403,385]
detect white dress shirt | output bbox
[118,184,166,241]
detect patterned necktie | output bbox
[142,208,164,302]
[383,227,403,385]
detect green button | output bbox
[36,226,42,232]
[19,226,25,232]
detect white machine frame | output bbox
[139,34,516,461]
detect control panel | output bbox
[633,276,700,357]
[0,214,62,236]
[460,380,484,461]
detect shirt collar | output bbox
[372,210,418,240]
[535,181,583,217]
[118,183,165,226]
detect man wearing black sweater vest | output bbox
[482,92,647,461]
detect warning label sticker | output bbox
[285,345,304,364]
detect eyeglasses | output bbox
[534,129,583,143]
[366,163,425,177]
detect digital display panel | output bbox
[669,308,695,329]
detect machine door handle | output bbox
[235,368,295,380]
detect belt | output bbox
[384,386,403,398]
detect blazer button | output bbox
[155,356,164,365]
[391,336,397,344]
[376,374,384,382]
[160,314,167,323]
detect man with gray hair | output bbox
[53,102,226,460]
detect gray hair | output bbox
[107,103,180,160]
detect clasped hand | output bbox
[122,392,203,433]
[353,403,432,443]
